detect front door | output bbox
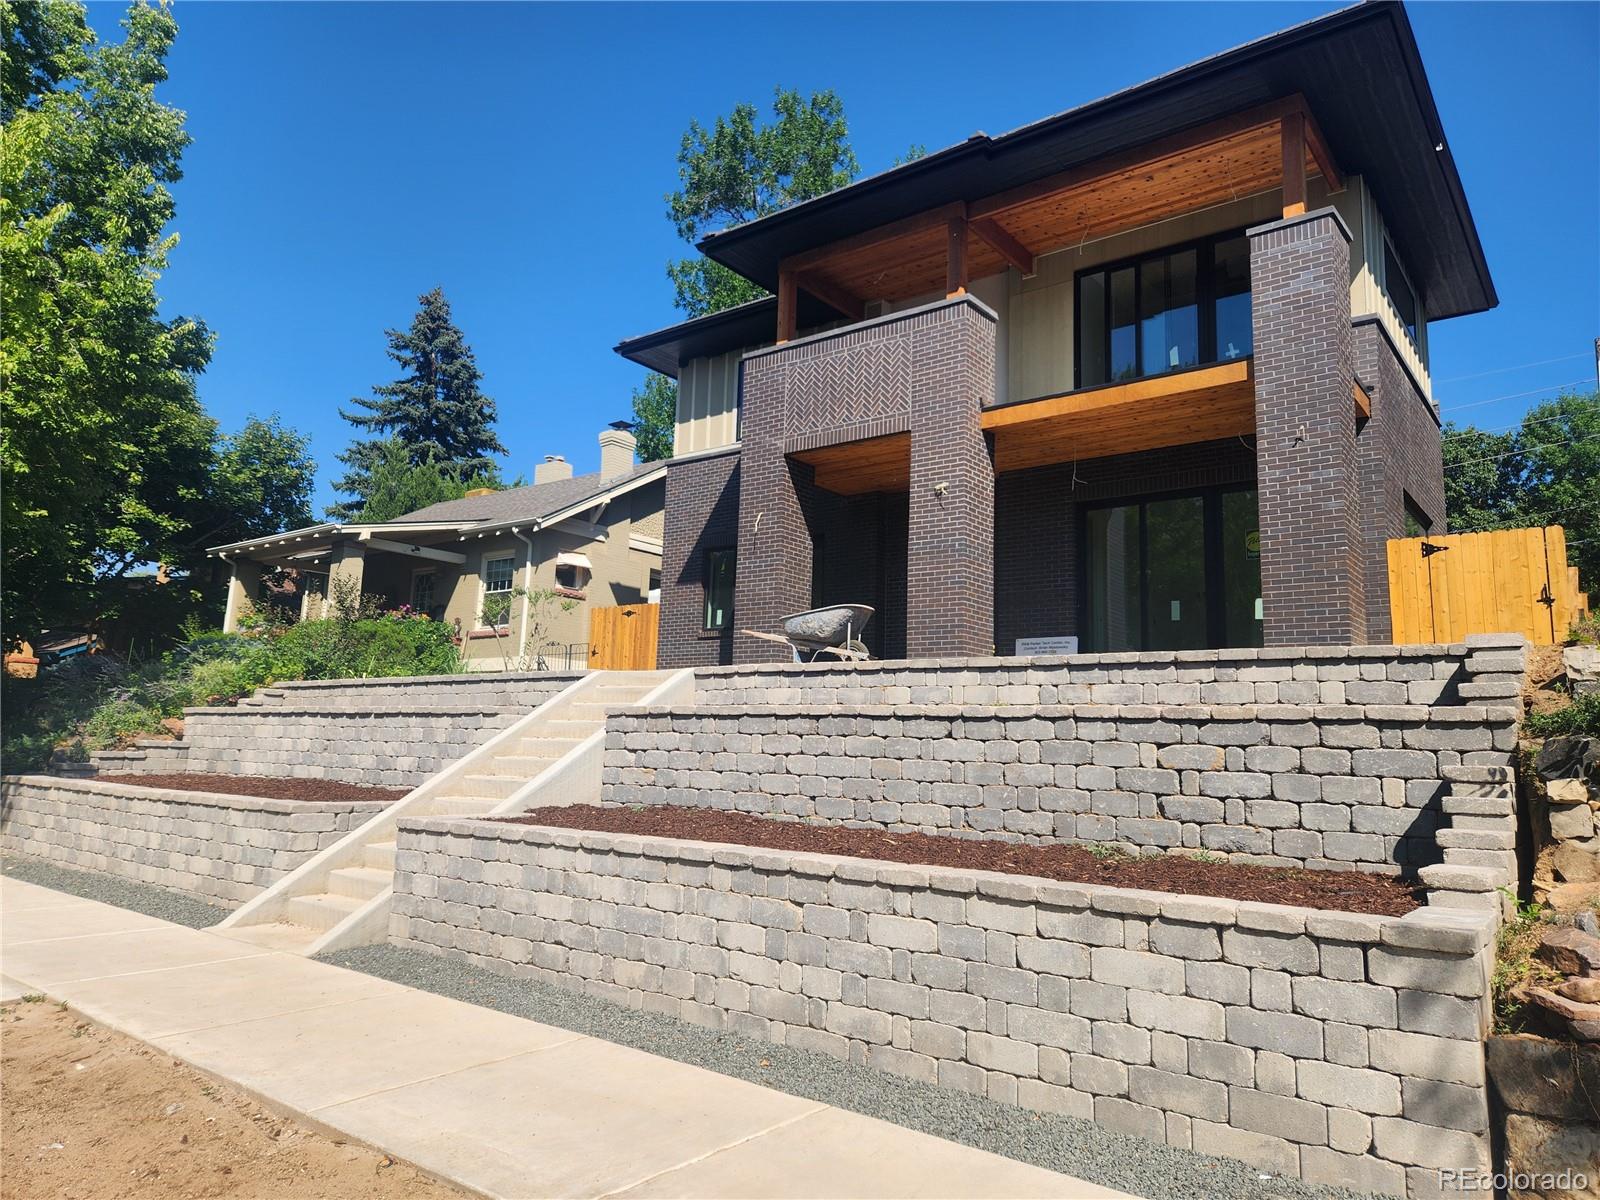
[1082,486,1261,651]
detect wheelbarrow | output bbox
[741,604,874,662]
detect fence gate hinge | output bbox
[1538,583,1555,608]
[1420,541,1449,558]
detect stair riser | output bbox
[281,895,362,932]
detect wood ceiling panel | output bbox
[795,116,1323,309]
[791,432,910,495]
[983,362,1257,473]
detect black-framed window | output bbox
[1382,238,1420,350]
[1080,484,1262,652]
[704,548,735,631]
[1075,230,1253,390]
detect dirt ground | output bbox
[507,804,1421,915]
[102,773,407,804]
[0,999,466,1200]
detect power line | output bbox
[1447,430,1600,469]
[1434,352,1590,385]
[1437,378,1596,414]
[1442,395,1600,439]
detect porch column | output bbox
[906,300,996,658]
[221,558,262,633]
[327,540,367,615]
[1249,208,1366,645]
[733,352,812,663]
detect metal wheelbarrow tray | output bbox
[741,604,874,662]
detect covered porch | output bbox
[211,522,473,631]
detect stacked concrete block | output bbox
[693,644,1481,709]
[0,776,384,905]
[391,817,1498,1199]
[180,704,523,787]
[87,739,192,774]
[253,671,578,711]
[601,700,1521,872]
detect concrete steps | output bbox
[214,669,686,956]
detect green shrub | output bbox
[1,607,465,771]
[1524,690,1600,739]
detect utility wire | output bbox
[1434,352,1591,385]
[1437,377,1596,414]
[1442,395,1600,439]
[1446,429,1600,469]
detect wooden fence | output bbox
[588,603,659,670]
[1387,525,1590,645]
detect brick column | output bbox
[658,451,740,668]
[733,356,812,663]
[1249,208,1366,645]
[906,302,996,657]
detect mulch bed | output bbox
[503,804,1421,917]
[102,773,408,804]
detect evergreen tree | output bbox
[330,288,505,518]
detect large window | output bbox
[1076,231,1252,389]
[1383,239,1420,349]
[1082,486,1262,652]
[481,555,515,627]
[704,549,735,631]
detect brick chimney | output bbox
[534,454,572,484]
[598,423,637,480]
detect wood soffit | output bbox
[782,97,1339,316]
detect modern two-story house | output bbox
[209,426,665,667]
[617,2,1494,668]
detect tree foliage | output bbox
[330,287,505,518]
[665,88,859,318]
[354,438,502,523]
[630,373,676,462]
[1443,390,1600,600]
[0,0,223,644]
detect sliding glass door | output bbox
[1082,487,1262,651]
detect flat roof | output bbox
[619,2,1494,378]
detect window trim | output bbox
[703,547,735,632]
[1077,481,1261,652]
[479,554,517,630]
[1073,226,1253,391]
[1381,235,1422,353]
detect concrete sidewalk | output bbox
[1,876,1126,1200]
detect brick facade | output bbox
[1353,320,1446,643]
[1250,209,1366,646]
[659,449,741,669]
[734,298,996,663]
[995,440,1256,652]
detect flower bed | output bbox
[503,805,1420,916]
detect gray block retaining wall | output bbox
[690,643,1522,709]
[602,704,1520,872]
[390,817,1496,1199]
[256,671,580,710]
[1,776,386,905]
[181,705,524,787]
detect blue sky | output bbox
[87,1,1599,513]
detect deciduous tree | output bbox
[630,373,676,462]
[665,88,858,318]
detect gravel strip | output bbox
[1,855,231,929]
[324,944,1382,1200]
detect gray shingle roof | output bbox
[394,462,660,525]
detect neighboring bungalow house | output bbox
[209,426,665,667]
[616,2,1495,668]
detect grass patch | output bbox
[1523,690,1600,739]
[1491,897,1564,1033]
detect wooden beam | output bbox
[1280,111,1307,218]
[776,267,797,343]
[795,270,864,322]
[946,210,968,297]
[981,360,1254,431]
[358,536,468,565]
[1353,379,1372,419]
[969,216,1036,276]
[1302,106,1343,194]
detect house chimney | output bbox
[534,454,572,484]
[598,422,637,479]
